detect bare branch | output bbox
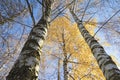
[26,0,35,26]
[69,74,75,80]
[81,0,91,21]
[94,9,120,37]
[50,0,75,23]
[36,0,44,7]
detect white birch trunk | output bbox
[70,9,120,80]
[6,0,54,80]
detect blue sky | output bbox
[0,0,120,79]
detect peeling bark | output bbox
[70,9,120,80]
[6,0,54,80]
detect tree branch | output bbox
[50,0,75,23]
[26,0,35,26]
[81,0,91,21]
[94,9,120,37]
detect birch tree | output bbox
[69,8,120,80]
[6,0,54,80]
[47,16,105,80]
[0,0,120,80]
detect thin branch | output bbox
[81,0,91,21]
[0,1,31,28]
[36,0,44,7]
[52,3,63,15]
[1,16,32,28]
[115,30,120,34]
[69,74,75,80]
[80,67,97,79]
[26,0,35,26]
[85,11,97,25]
[0,0,27,24]
[50,54,63,60]
[50,0,75,23]
[10,19,32,28]
[0,34,10,54]
[0,16,32,28]
[67,61,89,65]
[93,9,120,37]
[0,35,7,42]
[13,26,26,55]
[72,0,76,11]
[67,54,72,60]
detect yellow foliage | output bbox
[47,16,105,80]
[84,18,97,35]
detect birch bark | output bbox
[6,0,54,80]
[70,9,120,80]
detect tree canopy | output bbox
[0,0,120,80]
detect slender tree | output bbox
[57,59,61,80]
[6,0,54,80]
[69,9,120,80]
[61,29,68,80]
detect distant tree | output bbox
[47,16,105,80]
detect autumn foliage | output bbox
[46,16,105,80]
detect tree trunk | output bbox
[63,54,68,80]
[6,0,54,80]
[58,59,60,80]
[69,9,120,80]
[61,31,68,80]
